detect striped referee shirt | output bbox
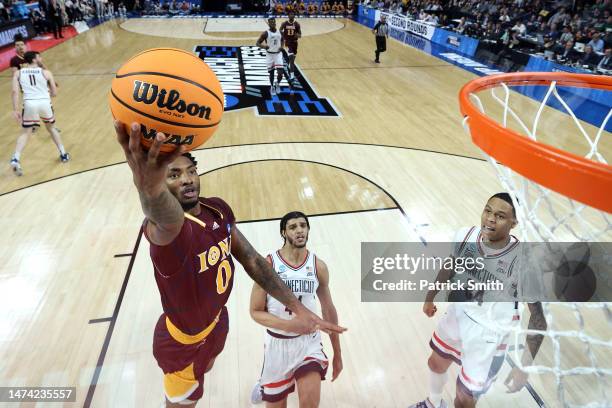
[373,21,389,37]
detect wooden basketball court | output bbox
[0,16,609,408]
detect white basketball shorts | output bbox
[258,330,328,402]
[22,99,54,128]
[429,304,509,397]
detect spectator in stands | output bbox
[321,1,331,14]
[498,9,511,25]
[587,31,604,52]
[347,1,354,15]
[64,0,75,22]
[542,34,557,59]
[574,29,587,44]
[511,19,527,34]
[180,1,189,12]
[525,13,539,33]
[274,1,283,14]
[118,1,126,16]
[455,16,467,33]
[39,0,64,38]
[548,22,561,41]
[580,44,601,67]
[597,47,612,69]
[285,1,294,13]
[550,6,570,27]
[555,39,579,62]
[0,1,8,23]
[307,1,317,14]
[559,25,574,44]
[337,1,345,14]
[534,21,549,36]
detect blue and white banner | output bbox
[374,10,436,40]
[431,28,479,57]
[0,19,35,48]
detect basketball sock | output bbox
[58,145,66,155]
[13,152,20,161]
[428,369,448,407]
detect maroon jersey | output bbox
[10,55,26,70]
[280,20,301,43]
[145,197,236,336]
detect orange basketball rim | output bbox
[459,72,612,214]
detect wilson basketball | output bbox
[109,48,224,153]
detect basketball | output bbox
[109,48,224,153]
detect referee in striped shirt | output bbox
[372,15,389,63]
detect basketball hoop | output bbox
[459,72,611,242]
[459,72,611,408]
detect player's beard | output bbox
[286,233,308,248]
[180,198,198,211]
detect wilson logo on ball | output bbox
[132,80,213,120]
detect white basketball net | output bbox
[463,79,612,408]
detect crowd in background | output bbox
[270,0,354,15]
[142,0,201,16]
[1,0,128,31]
[365,0,612,71]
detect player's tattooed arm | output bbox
[232,226,300,309]
[505,302,548,393]
[114,121,185,245]
[525,302,547,362]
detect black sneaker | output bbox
[375,59,380,63]
[60,153,71,163]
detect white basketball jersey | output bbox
[267,250,319,336]
[19,67,50,100]
[449,226,521,328]
[266,29,282,53]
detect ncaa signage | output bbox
[379,12,436,40]
[0,19,35,48]
[195,46,339,117]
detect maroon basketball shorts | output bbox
[286,41,298,56]
[152,307,229,403]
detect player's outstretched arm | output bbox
[505,302,547,393]
[231,226,347,335]
[11,70,22,123]
[114,121,186,245]
[315,258,343,381]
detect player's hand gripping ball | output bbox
[109,48,224,153]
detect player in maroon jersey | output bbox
[280,11,302,82]
[114,121,346,408]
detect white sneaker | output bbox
[275,82,281,94]
[270,85,276,96]
[10,158,23,176]
[250,381,263,405]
